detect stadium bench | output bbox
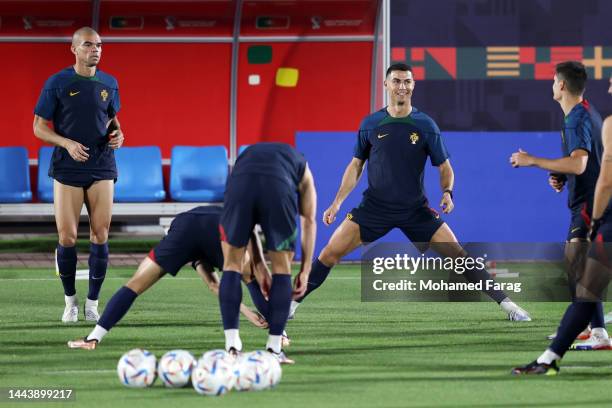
[37,146,54,203]
[114,146,166,202]
[169,145,228,202]
[0,146,32,203]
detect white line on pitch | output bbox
[0,276,361,282]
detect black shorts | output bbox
[150,211,223,276]
[567,202,591,241]
[220,174,298,252]
[348,201,445,244]
[54,174,116,189]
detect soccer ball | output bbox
[158,350,196,388]
[201,349,229,361]
[191,352,237,396]
[235,350,281,391]
[116,349,157,388]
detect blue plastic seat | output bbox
[170,146,228,202]
[238,144,250,156]
[37,146,54,202]
[0,146,32,203]
[114,146,166,202]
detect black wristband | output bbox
[443,189,453,199]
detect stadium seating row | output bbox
[0,145,250,203]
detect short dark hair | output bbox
[386,63,412,78]
[555,61,587,96]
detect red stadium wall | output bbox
[1,42,232,157]
[237,42,372,146]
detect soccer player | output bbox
[219,143,317,364]
[289,63,530,321]
[33,27,123,323]
[510,62,609,349]
[67,206,276,350]
[512,75,612,375]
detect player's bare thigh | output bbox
[84,180,114,244]
[125,256,166,294]
[53,180,84,247]
[319,218,362,266]
[429,223,465,258]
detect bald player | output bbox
[34,27,124,323]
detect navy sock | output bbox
[462,266,507,304]
[296,258,332,302]
[246,280,269,320]
[590,301,605,328]
[268,274,292,336]
[97,286,138,331]
[87,242,108,301]
[219,271,242,330]
[57,244,77,296]
[550,301,598,357]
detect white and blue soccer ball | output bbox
[158,350,196,388]
[235,350,282,391]
[117,348,157,388]
[191,352,237,396]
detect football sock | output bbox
[87,325,108,342]
[462,265,507,303]
[590,301,605,329]
[57,244,77,296]
[224,328,242,352]
[289,300,300,317]
[64,294,77,307]
[295,258,332,302]
[550,301,597,357]
[219,271,242,330]
[87,242,108,301]
[266,335,282,354]
[268,274,292,336]
[246,280,269,320]
[96,286,138,331]
[536,349,561,365]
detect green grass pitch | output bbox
[1,265,611,407]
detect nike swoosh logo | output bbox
[69,91,80,96]
[571,227,581,233]
[377,134,388,139]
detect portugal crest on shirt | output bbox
[410,132,419,144]
[101,89,109,102]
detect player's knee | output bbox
[90,227,109,244]
[319,245,342,266]
[58,232,77,247]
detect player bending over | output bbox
[67,206,280,350]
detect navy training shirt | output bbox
[34,66,120,181]
[184,205,224,270]
[354,107,449,212]
[561,100,603,209]
[232,142,307,191]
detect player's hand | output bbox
[323,203,340,226]
[292,271,309,299]
[510,148,534,168]
[244,309,268,329]
[548,173,566,193]
[440,192,454,214]
[108,128,124,149]
[589,218,603,242]
[65,139,89,162]
[256,271,271,300]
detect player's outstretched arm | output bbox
[510,148,588,175]
[323,158,365,225]
[33,115,89,162]
[437,159,455,214]
[294,164,317,298]
[592,116,612,225]
[194,260,267,328]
